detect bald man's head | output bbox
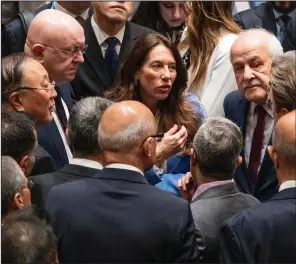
[272,110,296,168]
[98,101,156,153]
[25,9,85,84]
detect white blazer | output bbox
[180,28,238,117]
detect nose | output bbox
[51,87,57,99]
[172,7,183,20]
[74,51,84,63]
[162,66,171,79]
[243,65,255,81]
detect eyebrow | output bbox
[149,60,176,64]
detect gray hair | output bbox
[98,119,155,153]
[1,156,26,216]
[193,117,243,179]
[270,51,296,113]
[67,97,113,155]
[238,28,283,57]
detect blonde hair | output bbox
[179,1,240,94]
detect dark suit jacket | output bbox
[190,182,260,263]
[37,83,74,170]
[282,11,296,51]
[30,163,100,209]
[223,90,278,202]
[46,168,199,263]
[1,3,51,57]
[220,187,296,263]
[71,20,155,100]
[234,2,278,36]
[30,145,56,176]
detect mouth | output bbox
[49,104,56,112]
[157,85,171,92]
[111,5,126,11]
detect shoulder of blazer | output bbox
[125,22,157,40]
[34,3,52,15]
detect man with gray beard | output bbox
[223,28,283,202]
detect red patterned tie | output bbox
[248,105,266,184]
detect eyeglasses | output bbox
[22,180,34,191]
[43,44,88,57]
[140,133,164,147]
[3,81,56,95]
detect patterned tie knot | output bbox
[105,37,119,49]
[278,15,291,27]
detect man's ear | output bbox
[268,145,279,169]
[190,148,197,167]
[19,155,29,174]
[14,192,24,210]
[31,44,46,64]
[235,156,243,168]
[277,108,289,120]
[65,128,70,145]
[142,137,154,157]
[9,92,25,111]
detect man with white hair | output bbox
[25,9,85,170]
[223,29,283,202]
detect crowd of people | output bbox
[1,1,296,263]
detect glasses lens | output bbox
[28,180,34,190]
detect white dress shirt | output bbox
[273,9,294,35]
[279,180,296,192]
[180,27,238,117]
[52,98,73,161]
[69,158,103,170]
[105,163,144,176]
[55,1,89,20]
[245,102,274,172]
[91,15,125,58]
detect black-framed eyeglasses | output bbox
[2,81,56,95]
[140,133,164,147]
[43,44,88,57]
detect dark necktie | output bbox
[248,105,266,184]
[75,16,85,25]
[55,87,68,132]
[277,15,291,42]
[104,37,119,82]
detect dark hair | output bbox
[1,52,32,102]
[68,96,113,155]
[2,207,57,264]
[1,111,36,162]
[106,34,201,152]
[1,156,26,217]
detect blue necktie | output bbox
[104,37,119,82]
[277,15,291,42]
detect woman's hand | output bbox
[178,172,197,201]
[156,124,188,163]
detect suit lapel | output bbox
[83,18,111,90]
[256,2,277,35]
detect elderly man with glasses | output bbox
[24,9,86,171]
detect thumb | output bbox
[165,124,178,136]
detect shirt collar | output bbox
[250,101,274,118]
[69,158,103,170]
[279,180,296,192]
[105,163,144,176]
[91,15,125,46]
[273,8,294,20]
[55,2,89,20]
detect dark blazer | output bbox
[234,2,278,36]
[30,163,100,209]
[223,90,278,202]
[37,83,74,170]
[220,187,296,263]
[282,11,296,51]
[46,168,199,263]
[190,182,260,263]
[71,20,155,100]
[1,3,51,57]
[30,145,56,176]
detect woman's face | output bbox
[158,2,186,28]
[137,44,177,104]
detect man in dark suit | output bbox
[178,117,260,263]
[30,97,113,209]
[224,29,283,202]
[282,11,296,51]
[46,101,199,263]
[2,1,92,57]
[71,2,155,100]
[220,110,296,263]
[24,9,86,170]
[234,1,295,42]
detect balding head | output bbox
[231,29,283,105]
[268,110,296,183]
[98,101,157,170]
[25,9,85,84]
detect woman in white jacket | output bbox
[179,1,241,117]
